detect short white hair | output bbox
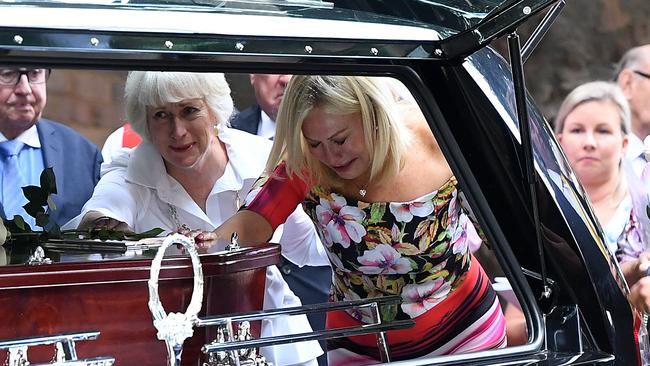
[124,71,234,142]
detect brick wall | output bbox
[44,70,127,148]
[42,70,255,149]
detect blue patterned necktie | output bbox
[0,139,26,220]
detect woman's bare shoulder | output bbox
[398,103,426,127]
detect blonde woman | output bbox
[203,75,507,364]
[555,81,650,312]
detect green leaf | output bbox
[432,241,449,255]
[393,242,421,255]
[40,168,57,195]
[13,215,26,231]
[420,269,450,282]
[418,233,430,252]
[414,219,431,239]
[23,201,45,218]
[48,224,61,238]
[110,231,126,241]
[90,228,132,241]
[3,168,62,246]
[22,185,48,206]
[436,230,448,242]
[35,212,50,228]
[97,228,111,241]
[368,203,386,224]
[128,227,165,239]
[380,303,398,322]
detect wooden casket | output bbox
[0,240,280,365]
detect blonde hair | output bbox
[268,75,411,188]
[554,81,630,135]
[555,81,630,207]
[124,71,234,142]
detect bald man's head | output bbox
[250,74,291,121]
[615,45,650,139]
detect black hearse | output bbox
[0,1,644,365]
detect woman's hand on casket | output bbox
[175,227,218,243]
[77,210,134,233]
[175,210,274,245]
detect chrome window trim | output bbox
[0,6,441,42]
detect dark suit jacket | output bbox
[230,105,261,135]
[37,119,102,226]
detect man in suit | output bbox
[230,74,290,138]
[231,74,332,362]
[615,44,650,174]
[0,67,102,228]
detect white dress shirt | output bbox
[100,126,125,164]
[626,133,646,177]
[66,125,324,365]
[256,110,276,140]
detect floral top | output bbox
[613,201,644,264]
[302,176,483,323]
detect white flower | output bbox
[357,244,412,274]
[400,279,452,318]
[315,193,366,248]
[389,192,435,223]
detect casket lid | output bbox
[0,240,280,290]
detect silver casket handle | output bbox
[148,233,204,366]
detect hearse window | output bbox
[2,69,535,365]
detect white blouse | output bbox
[66,125,325,365]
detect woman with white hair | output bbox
[70,71,324,366]
[555,80,650,312]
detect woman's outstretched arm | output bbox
[198,162,309,245]
[197,210,273,244]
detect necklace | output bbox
[168,204,190,232]
[350,179,368,198]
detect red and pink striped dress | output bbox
[246,163,507,364]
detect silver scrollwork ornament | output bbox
[7,346,29,366]
[148,234,204,366]
[203,321,269,366]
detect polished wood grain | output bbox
[0,243,280,365]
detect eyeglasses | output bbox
[0,68,50,86]
[633,70,650,81]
